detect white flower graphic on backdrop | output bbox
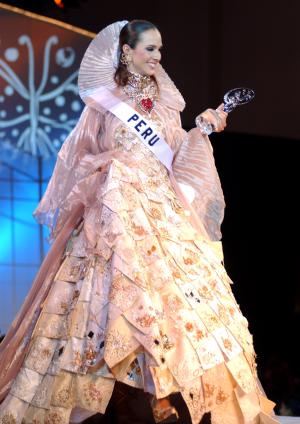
[0,35,83,158]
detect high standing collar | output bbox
[78,21,186,113]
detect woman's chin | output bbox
[129,65,156,77]
[145,69,156,76]
[142,65,157,76]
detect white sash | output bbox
[89,86,174,171]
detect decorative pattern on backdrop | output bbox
[0,2,95,333]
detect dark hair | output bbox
[114,20,158,87]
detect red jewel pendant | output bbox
[140,98,154,113]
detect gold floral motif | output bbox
[54,388,71,404]
[29,342,52,362]
[216,388,229,404]
[183,257,194,265]
[228,307,235,317]
[121,185,140,209]
[133,272,149,290]
[146,245,156,255]
[71,351,84,368]
[222,338,233,351]
[204,383,216,398]
[217,304,229,323]
[43,347,52,358]
[185,322,194,332]
[146,179,160,190]
[209,281,222,298]
[185,388,205,413]
[83,382,102,407]
[158,226,170,238]
[210,315,218,324]
[236,368,256,392]
[165,294,184,313]
[172,270,181,279]
[195,329,205,341]
[136,313,157,327]
[199,310,220,332]
[71,290,79,302]
[149,207,162,220]
[60,302,69,313]
[1,412,17,424]
[70,261,88,279]
[132,222,147,236]
[71,345,98,369]
[132,181,143,191]
[202,266,212,278]
[161,334,174,351]
[109,274,138,310]
[58,257,89,282]
[184,249,199,262]
[218,304,227,318]
[208,278,218,288]
[70,264,80,277]
[198,285,213,300]
[45,412,63,424]
[84,346,97,361]
[188,268,198,276]
[105,330,134,361]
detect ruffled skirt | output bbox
[0,131,278,424]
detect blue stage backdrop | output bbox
[0,3,95,333]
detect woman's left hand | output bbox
[197,103,228,133]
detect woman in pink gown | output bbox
[0,20,279,424]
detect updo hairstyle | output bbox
[114,19,158,87]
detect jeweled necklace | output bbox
[123,71,158,114]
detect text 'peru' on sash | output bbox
[127,113,160,146]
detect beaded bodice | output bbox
[123,71,158,114]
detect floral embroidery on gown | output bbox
[0,59,278,424]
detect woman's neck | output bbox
[123,71,158,114]
[127,71,152,90]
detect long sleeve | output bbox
[34,106,105,239]
[172,124,225,241]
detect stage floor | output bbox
[278,417,300,424]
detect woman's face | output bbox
[123,28,162,76]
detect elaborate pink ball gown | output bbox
[0,22,278,424]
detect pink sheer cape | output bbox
[0,69,225,403]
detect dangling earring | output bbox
[120,52,130,66]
